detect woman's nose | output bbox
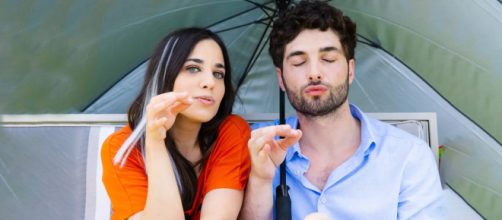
[200,72,215,89]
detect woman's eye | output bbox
[213,72,225,79]
[187,66,201,73]
[323,58,335,63]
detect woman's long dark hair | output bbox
[127,27,234,212]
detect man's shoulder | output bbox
[366,116,434,164]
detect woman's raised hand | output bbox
[145,92,193,141]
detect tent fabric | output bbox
[351,42,502,220]
[0,120,120,220]
[2,0,499,141]
[331,0,502,144]
[0,126,90,219]
[0,0,267,113]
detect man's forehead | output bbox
[285,29,342,53]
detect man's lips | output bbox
[304,85,328,96]
[193,96,215,105]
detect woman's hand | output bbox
[145,92,193,141]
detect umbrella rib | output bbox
[237,11,276,89]
[246,36,271,77]
[213,17,271,33]
[205,5,260,29]
[244,0,276,13]
[82,58,150,112]
[238,36,271,91]
[356,34,381,49]
[240,29,268,82]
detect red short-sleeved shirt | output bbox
[101,115,251,220]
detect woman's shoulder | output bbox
[101,125,134,161]
[101,125,145,170]
[103,126,132,150]
[212,115,251,150]
[219,114,250,134]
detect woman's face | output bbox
[173,39,226,123]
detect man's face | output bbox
[278,29,355,117]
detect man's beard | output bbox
[284,75,349,118]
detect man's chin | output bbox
[303,94,328,101]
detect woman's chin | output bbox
[181,111,217,123]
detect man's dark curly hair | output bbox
[269,0,357,69]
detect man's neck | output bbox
[297,102,361,158]
[297,102,362,190]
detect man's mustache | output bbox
[302,81,330,90]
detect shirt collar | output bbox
[285,104,377,162]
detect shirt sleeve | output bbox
[398,140,444,219]
[203,115,252,193]
[101,130,148,220]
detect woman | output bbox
[101,28,251,220]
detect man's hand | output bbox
[248,124,302,181]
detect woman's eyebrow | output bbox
[186,58,203,63]
[186,58,225,69]
[215,63,225,69]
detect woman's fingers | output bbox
[151,91,190,106]
[168,99,193,115]
[148,92,193,119]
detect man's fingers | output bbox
[250,125,302,151]
[259,144,271,158]
[249,133,272,155]
[277,129,302,150]
[251,124,292,138]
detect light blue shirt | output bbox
[252,104,443,220]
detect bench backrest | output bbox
[0,113,438,220]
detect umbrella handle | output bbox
[275,179,292,220]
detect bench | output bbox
[0,112,451,219]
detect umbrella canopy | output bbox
[1,0,501,219]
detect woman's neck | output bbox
[170,115,202,164]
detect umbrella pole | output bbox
[275,89,292,220]
[276,0,293,218]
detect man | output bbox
[240,1,443,219]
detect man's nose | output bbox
[307,62,322,81]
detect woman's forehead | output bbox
[187,39,224,64]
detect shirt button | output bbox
[320,197,327,204]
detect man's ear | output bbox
[348,58,355,85]
[276,67,286,92]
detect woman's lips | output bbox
[193,96,215,105]
[304,85,328,96]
